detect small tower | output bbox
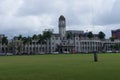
[59,15,66,40]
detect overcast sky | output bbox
[0,0,120,38]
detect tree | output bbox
[43,30,53,53]
[87,32,94,39]
[2,36,8,45]
[114,44,120,50]
[18,34,22,40]
[22,37,27,45]
[22,36,32,54]
[110,43,120,51]
[22,36,32,45]
[43,30,52,40]
[2,36,8,53]
[32,34,38,40]
[110,37,114,41]
[66,32,72,40]
[98,31,105,40]
[38,34,46,44]
[7,42,13,53]
[66,32,72,52]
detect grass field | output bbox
[0,53,120,80]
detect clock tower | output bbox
[59,15,66,40]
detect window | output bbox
[76,42,79,45]
[56,37,58,40]
[76,37,78,40]
[52,37,54,40]
[52,43,54,45]
[52,47,54,50]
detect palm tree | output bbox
[2,36,8,45]
[98,31,105,40]
[43,30,53,53]
[2,36,8,53]
[66,32,72,40]
[38,34,42,53]
[32,34,38,40]
[32,34,39,54]
[38,34,47,53]
[18,34,22,40]
[17,34,23,55]
[22,36,32,45]
[66,32,72,53]
[22,36,32,54]
[43,30,52,40]
[38,34,46,44]
[87,32,94,39]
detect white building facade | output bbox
[0,15,120,54]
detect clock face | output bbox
[62,21,65,24]
[60,21,65,25]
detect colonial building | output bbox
[26,15,120,54]
[0,15,120,55]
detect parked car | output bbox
[63,51,69,54]
[106,50,112,53]
[6,53,13,56]
[52,52,59,54]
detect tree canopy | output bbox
[43,30,53,40]
[66,32,72,40]
[98,31,105,40]
[2,36,8,45]
[87,32,94,39]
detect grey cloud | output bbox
[17,0,67,16]
[0,0,119,38]
[93,0,120,25]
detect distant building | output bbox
[0,16,120,55]
[112,29,120,39]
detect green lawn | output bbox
[0,53,120,80]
